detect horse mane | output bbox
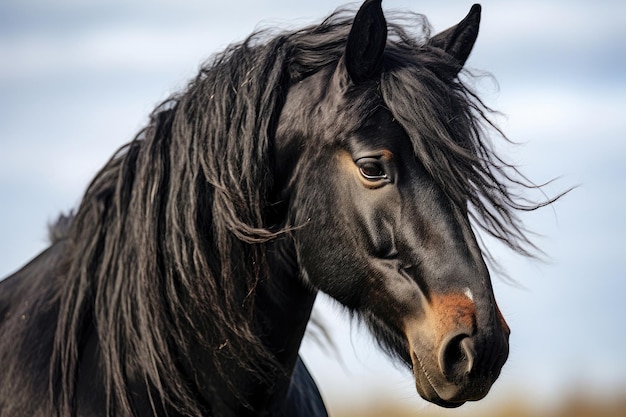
[380,40,557,261]
[50,9,355,417]
[48,6,556,416]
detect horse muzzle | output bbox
[406,291,510,407]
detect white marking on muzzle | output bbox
[464,287,474,302]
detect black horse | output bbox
[0,1,554,416]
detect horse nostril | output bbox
[439,332,476,382]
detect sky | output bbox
[1,0,625,414]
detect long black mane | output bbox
[45,7,548,416]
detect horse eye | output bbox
[358,161,387,181]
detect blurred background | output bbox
[1,1,625,416]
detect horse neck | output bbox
[255,238,318,405]
[189,238,316,416]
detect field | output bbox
[331,393,626,417]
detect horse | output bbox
[0,1,554,415]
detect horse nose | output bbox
[434,325,510,403]
[438,330,475,382]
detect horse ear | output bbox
[342,0,387,85]
[428,4,481,71]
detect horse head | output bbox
[274,0,509,407]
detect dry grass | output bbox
[331,394,626,417]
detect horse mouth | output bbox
[411,352,467,408]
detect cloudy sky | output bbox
[1,0,625,414]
